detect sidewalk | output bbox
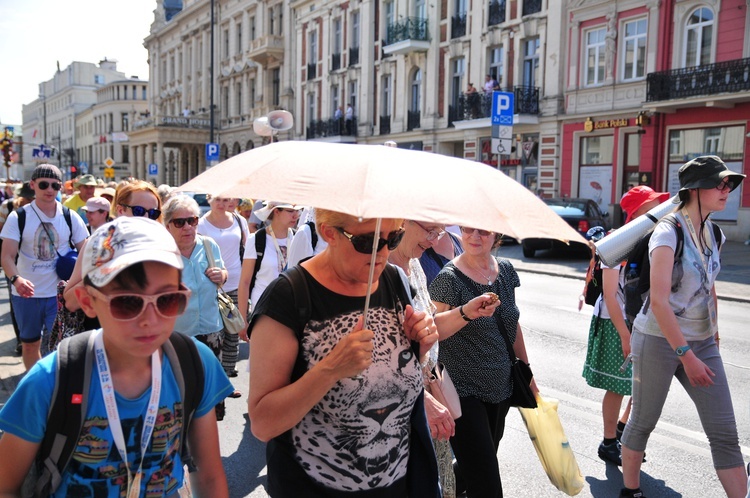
[496,239,750,304]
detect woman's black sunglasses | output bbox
[170,216,199,228]
[120,204,161,220]
[37,181,62,191]
[335,227,405,254]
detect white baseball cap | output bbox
[82,217,183,288]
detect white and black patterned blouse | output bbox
[428,258,521,403]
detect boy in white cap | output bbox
[0,217,233,497]
[81,196,112,233]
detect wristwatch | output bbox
[9,274,20,284]
[675,345,691,356]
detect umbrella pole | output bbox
[361,217,382,329]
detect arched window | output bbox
[246,140,254,150]
[232,142,241,156]
[684,7,713,67]
[410,69,422,112]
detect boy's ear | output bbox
[74,286,99,318]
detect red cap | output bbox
[621,186,670,223]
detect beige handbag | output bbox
[202,237,245,335]
[427,362,462,419]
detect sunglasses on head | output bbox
[460,226,492,237]
[170,216,199,228]
[335,226,405,254]
[86,284,191,321]
[120,204,162,220]
[37,181,62,191]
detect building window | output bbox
[272,68,280,106]
[222,87,229,119]
[236,22,242,54]
[309,30,318,63]
[383,2,394,43]
[580,135,613,165]
[410,69,421,112]
[451,58,465,107]
[622,18,647,81]
[236,82,242,115]
[331,85,340,116]
[348,80,358,110]
[121,113,129,131]
[414,0,426,19]
[523,38,540,87]
[307,93,316,124]
[250,78,256,106]
[351,11,360,48]
[250,16,256,40]
[269,6,276,35]
[684,7,713,67]
[489,46,503,86]
[94,74,105,85]
[333,18,342,54]
[585,28,606,86]
[381,75,391,115]
[223,29,229,58]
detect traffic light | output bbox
[70,165,78,178]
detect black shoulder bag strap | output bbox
[250,229,267,293]
[231,212,246,260]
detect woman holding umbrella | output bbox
[429,226,537,498]
[247,210,440,497]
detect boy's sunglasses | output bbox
[460,226,492,237]
[37,181,62,191]
[335,227,405,254]
[120,204,162,220]
[170,216,199,228]
[86,284,191,321]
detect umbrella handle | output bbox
[361,217,381,330]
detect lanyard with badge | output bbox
[266,226,292,272]
[94,330,162,498]
[680,208,718,333]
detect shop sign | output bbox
[584,117,630,132]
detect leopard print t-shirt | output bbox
[252,266,422,495]
[429,258,521,403]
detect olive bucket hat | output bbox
[677,155,745,201]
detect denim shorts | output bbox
[11,295,57,342]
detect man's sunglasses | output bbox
[120,204,162,220]
[170,216,199,228]
[460,226,492,237]
[37,181,62,191]
[86,285,191,321]
[335,227,405,254]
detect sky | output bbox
[0,0,157,127]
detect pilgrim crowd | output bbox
[0,155,746,498]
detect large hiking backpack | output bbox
[29,331,204,497]
[622,216,722,325]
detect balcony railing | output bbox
[522,0,542,16]
[349,47,360,66]
[380,115,391,135]
[306,117,357,139]
[307,62,317,80]
[385,17,430,46]
[451,14,467,39]
[488,0,506,26]
[646,57,750,102]
[331,53,341,71]
[453,86,540,121]
[407,110,421,131]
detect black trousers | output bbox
[451,396,511,498]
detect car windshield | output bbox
[545,199,587,211]
[192,193,209,206]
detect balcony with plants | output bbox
[382,17,430,56]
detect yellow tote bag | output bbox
[518,395,585,496]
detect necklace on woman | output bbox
[466,258,496,285]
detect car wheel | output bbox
[522,245,535,258]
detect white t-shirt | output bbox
[0,201,88,297]
[592,261,625,320]
[244,229,292,305]
[632,212,724,341]
[287,222,328,267]
[197,213,249,293]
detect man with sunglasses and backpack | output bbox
[0,164,88,370]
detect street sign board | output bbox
[104,157,115,168]
[492,138,513,155]
[491,91,514,126]
[206,143,219,162]
[32,145,51,159]
[79,161,89,174]
[148,163,158,176]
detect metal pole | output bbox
[42,95,47,145]
[210,0,215,144]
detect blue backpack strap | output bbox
[36,330,96,497]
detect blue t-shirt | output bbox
[0,334,233,497]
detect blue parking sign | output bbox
[491,91,514,126]
[148,163,158,175]
[206,143,219,162]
